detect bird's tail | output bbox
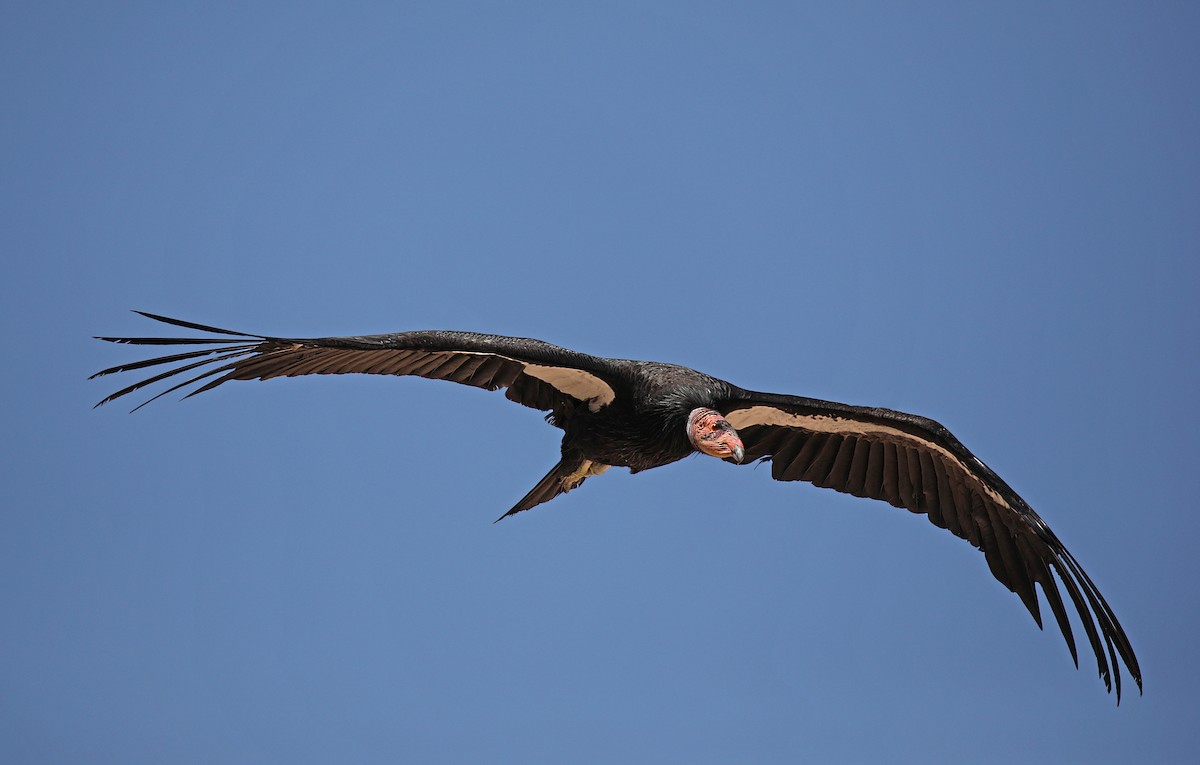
[495,453,607,522]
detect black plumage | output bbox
[92,311,1141,701]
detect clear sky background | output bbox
[4,3,1198,763]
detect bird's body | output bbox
[93,312,1141,701]
[554,361,731,470]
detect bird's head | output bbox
[687,407,745,463]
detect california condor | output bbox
[92,311,1141,700]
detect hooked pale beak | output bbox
[730,441,745,464]
[708,429,745,463]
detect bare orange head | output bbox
[686,407,745,463]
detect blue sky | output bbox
[4,2,1199,762]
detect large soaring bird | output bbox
[93,311,1140,700]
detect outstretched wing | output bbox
[717,389,1141,701]
[92,312,624,415]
